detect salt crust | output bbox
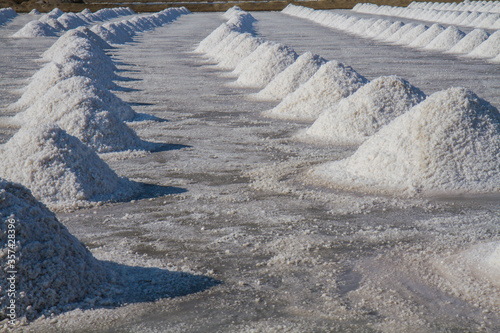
[262,61,368,121]
[300,76,426,145]
[254,52,327,101]
[0,124,139,210]
[308,87,500,196]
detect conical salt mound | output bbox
[205,30,241,60]
[0,124,139,209]
[43,28,111,61]
[447,28,490,54]
[385,22,417,43]
[14,77,145,153]
[12,68,135,121]
[232,41,298,89]
[408,23,445,48]
[466,30,500,59]
[395,24,428,45]
[0,180,112,321]
[262,60,368,121]
[216,33,263,70]
[254,52,327,101]
[375,21,405,41]
[12,21,58,38]
[194,23,234,54]
[301,76,426,145]
[424,26,465,51]
[308,87,500,196]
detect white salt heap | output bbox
[308,87,500,196]
[424,26,466,51]
[263,61,368,121]
[466,30,500,59]
[232,41,298,89]
[374,21,405,41]
[13,77,145,153]
[447,28,490,54]
[216,34,263,70]
[254,52,327,101]
[407,23,445,48]
[301,76,426,145]
[0,179,112,321]
[29,9,40,15]
[394,24,428,45]
[0,124,139,209]
[13,74,136,123]
[385,22,417,43]
[12,21,58,38]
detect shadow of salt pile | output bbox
[0,179,219,323]
[133,182,187,201]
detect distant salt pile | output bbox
[12,6,137,38]
[14,77,144,153]
[0,179,112,321]
[364,20,393,38]
[0,8,16,25]
[424,26,466,51]
[216,33,264,70]
[254,52,327,101]
[300,76,426,145]
[232,41,298,89]
[408,24,446,48]
[28,8,40,15]
[375,21,405,40]
[43,26,112,59]
[12,21,58,38]
[308,87,500,196]
[447,29,490,54]
[466,30,500,59]
[14,73,136,123]
[205,30,242,60]
[194,7,256,54]
[0,124,139,209]
[385,22,418,43]
[262,61,368,121]
[397,24,429,45]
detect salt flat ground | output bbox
[2,10,500,332]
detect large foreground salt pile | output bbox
[262,61,368,121]
[13,77,144,153]
[300,76,426,145]
[232,41,298,89]
[308,87,500,196]
[254,52,327,101]
[0,180,112,321]
[0,125,139,209]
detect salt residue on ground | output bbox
[262,60,368,121]
[253,52,327,101]
[307,87,500,196]
[0,124,139,210]
[299,76,426,145]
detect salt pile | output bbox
[57,12,87,30]
[29,9,40,15]
[396,24,429,45]
[447,28,490,54]
[254,52,327,101]
[0,179,112,321]
[216,34,263,70]
[0,8,16,25]
[12,21,58,38]
[232,41,298,89]
[374,21,405,41]
[301,76,426,145]
[466,30,500,59]
[385,23,418,43]
[14,74,136,123]
[0,124,139,209]
[14,77,144,153]
[44,27,112,57]
[424,26,466,51]
[263,61,368,121]
[407,24,445,48]
[308,87,500,196]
